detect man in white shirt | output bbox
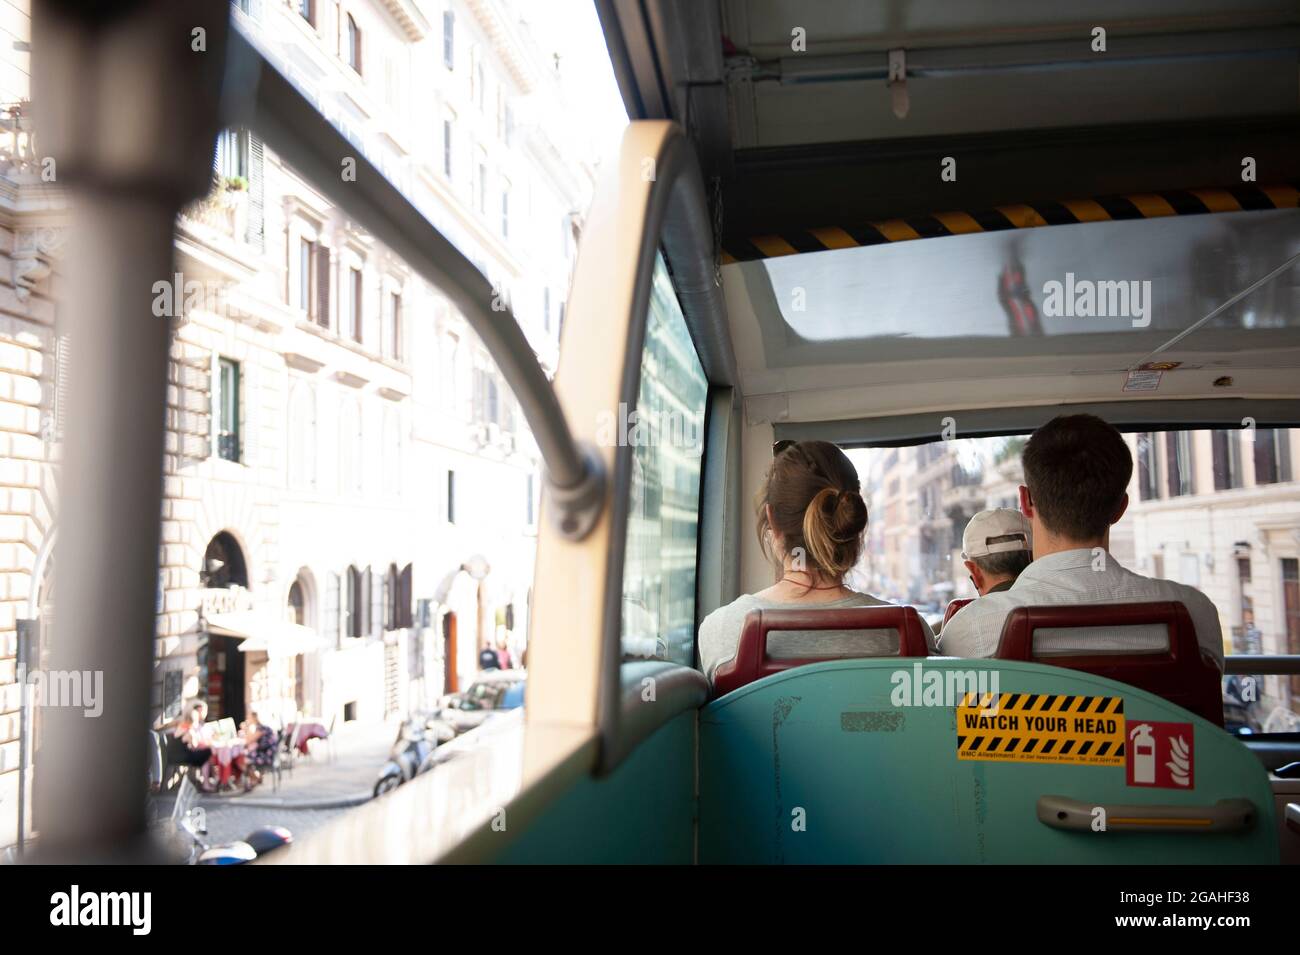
[938,414,1225,670]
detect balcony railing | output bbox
[217,431,241,462]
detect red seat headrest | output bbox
[943,598,973,625]
[712,605,930,698]
[994,602,1223,726]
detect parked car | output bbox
[426,670,526,740]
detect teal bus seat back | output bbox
[491,710,695,864]
[700,659,1278,864]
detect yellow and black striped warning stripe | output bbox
[721,183,1300,263]
[956,692,1126,767]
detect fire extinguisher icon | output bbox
[1130,723,1156,784]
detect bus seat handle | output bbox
[1037,795,1258,833]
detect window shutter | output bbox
[370,567,382,637]
[246,134,265,251]
[316,246,331,329]
[49,333,70,443]
[347,566,361,638]
[398,563,413,628]
[360,566,372,636]
[383,566,394,631]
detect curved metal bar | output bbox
[1225,655,1300,676]
[220,27,603,534]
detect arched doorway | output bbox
[202,531,248,589]
[201,530,251,723]
[284,571,317,714]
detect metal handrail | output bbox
[1224,654,1300,675]
[219,26,603,538]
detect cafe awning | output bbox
[204,612,330,658]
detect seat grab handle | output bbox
[1037,795,1257,833]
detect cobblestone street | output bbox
[152,720,396,853]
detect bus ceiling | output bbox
[597,1,1300,424]
[596,0,1300,241]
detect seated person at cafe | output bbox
[241,711,277,781]
[960,508,1032,596]
[164,700,218,789]
[169,700,213,768]
[938,414,1224,669]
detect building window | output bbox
[504,102,514,146]
[298,238,312,313]
[472,366,501,426]
[384,290,402,361]
[1254,429,1293,485]
[384,564,400,630]
[214,128,248,179]
[339,399,362,495]
[346,14,363,75]
[1165,430,1193,497]
[349,267,364,344]
[476,62,485,111]
[346,565,366,638]
[325,571,342,647]
[298,0,315,26]
[542,287,550,332]
[300,238,330,328]
[442,10,454,69]
[477,162,486,213]
[442,120,453,178]
[525,472,535,526]
[288,382,316,489]
[447,469,456,524]
[1136,432,1159,501]
[287,579,306,626]
[383,406,401,498]
[216,358,240,462]
[202,531,249,589]
[1212,429,1242,490]
[340,264,362,342]
[500,187,509,238]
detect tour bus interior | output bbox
[30,0,1300,865]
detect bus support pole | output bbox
[28,0,229,861]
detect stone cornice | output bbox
[465,0,543,95]
[378,0,432,43]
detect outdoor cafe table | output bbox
[208,739,246,788]
[284,720,329,756]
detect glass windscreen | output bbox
[619,254,709,666]
[846,426,1300,736]
[735,208,1300,364]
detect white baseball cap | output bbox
[962,508,1032,559]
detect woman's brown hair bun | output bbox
[755,440,869,581]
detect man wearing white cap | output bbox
[938,414,1223,668]
[961,508,1032,596]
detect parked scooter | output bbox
[157,775,294,864]
[373,718,436,798]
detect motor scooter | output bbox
[373,718,436,798]
[156,775,294,864]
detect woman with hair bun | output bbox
[698,440,935,687]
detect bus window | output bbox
[846,427,1300,734]
[619,253,708,666]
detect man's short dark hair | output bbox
[1022,414,1132,540]
[972,550,1031,579]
